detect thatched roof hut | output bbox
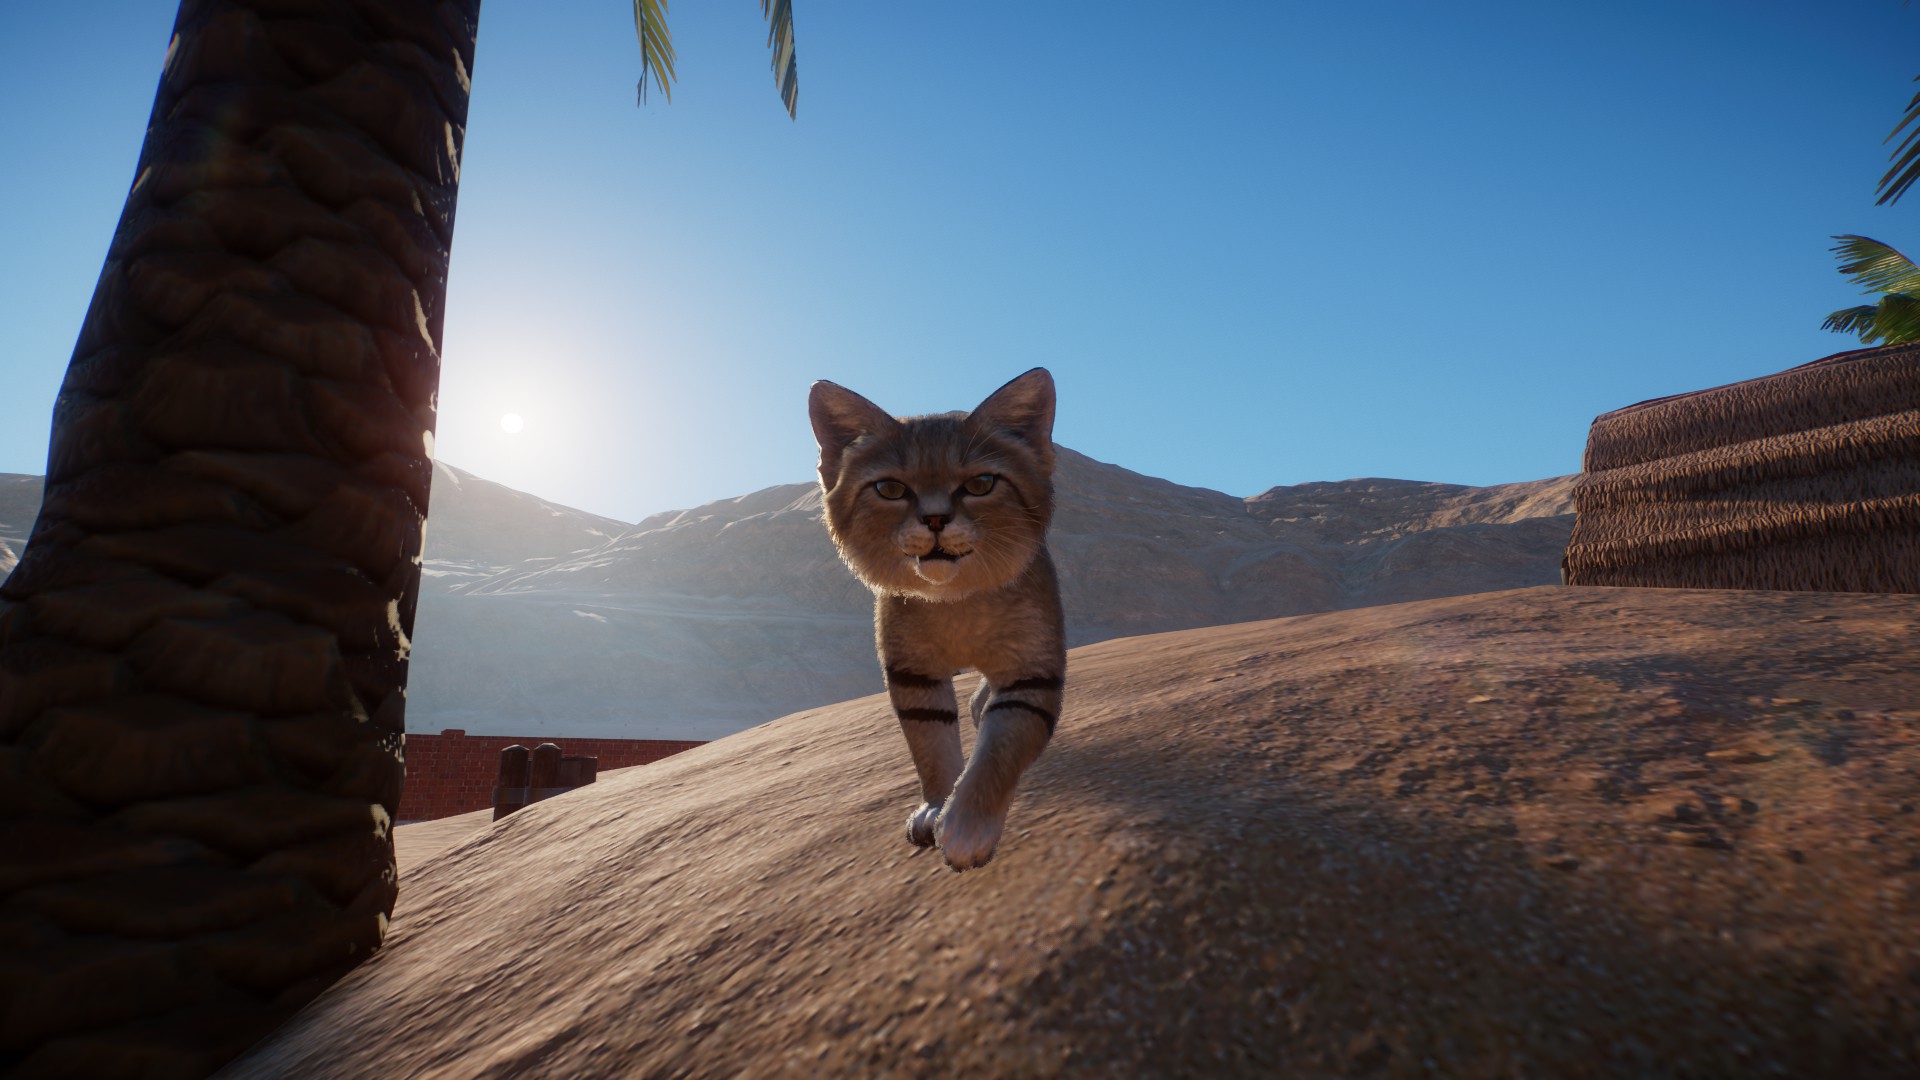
[1561,341,1919,593]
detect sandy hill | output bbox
[226,586,1920,1077]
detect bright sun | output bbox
[499,412,524,434]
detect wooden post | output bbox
[495,742,599,819]
[530,742,564,803]
[493,744,531,821]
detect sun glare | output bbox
[500,412,524,434]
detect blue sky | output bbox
[0,1,1912,522]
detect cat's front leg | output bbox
[938,675,1061,870]
[885,665,964,847]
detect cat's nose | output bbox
[922,513,950,532]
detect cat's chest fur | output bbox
[878,550,1063,682]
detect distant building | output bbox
[400,729,705,822]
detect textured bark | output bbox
[0,1,479,1075]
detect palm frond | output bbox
[763,0,799,118]
[1868,291,1920,344]
[633,0,677,106]
[1830,234,1920,296]
[1822,303,1883,339]
[1876,75,1920,205]
[1821,294,1920,345]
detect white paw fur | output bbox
[906,802,942,847]
[935,802,1006,871]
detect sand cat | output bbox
[808,369,1065,871]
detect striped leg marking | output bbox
[887,667,962,846]
[972,674,1063,735]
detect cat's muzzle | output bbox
[912,548,968,584]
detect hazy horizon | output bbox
[2,442,1578,537]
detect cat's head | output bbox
[809,368,1055,601]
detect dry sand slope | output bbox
[226,586,1920,1078]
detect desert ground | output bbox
[223,585,1919,1077]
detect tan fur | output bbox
[809,369,1066,871]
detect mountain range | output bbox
[0,451,1576,739]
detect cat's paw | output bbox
[935,804,1006,871]
[905,802,942,847]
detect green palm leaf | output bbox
[1868,291,1920,343]
[1830,234,1920,296]
[631,0,797,117]
[1877,74,1920,205]
[764,0,799,118]
[1822,303,1884,338]
[633,0,677,106]
[1822,295,1920,345]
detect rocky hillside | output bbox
[409,449,1575,737]
[0,453,1579,739]
[0,472,40,577]
[228,586,1920,1077]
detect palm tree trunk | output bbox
[0,1,478,1074]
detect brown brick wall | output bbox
[398,729,706,822]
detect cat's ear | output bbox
[968,368,1055,450]
[809,381,901,478]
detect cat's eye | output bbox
[961,474,996,497]
[874,479,909,500]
